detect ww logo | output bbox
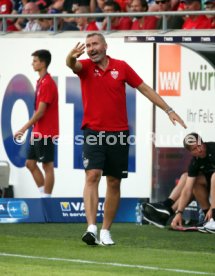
[158,45,181,96]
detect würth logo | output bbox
[158,45,181,96]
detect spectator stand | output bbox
[0,10,215,33]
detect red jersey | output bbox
[85,21,100,31]
[76,56,143,131]
[7,23,19,31]
[103,17,132,30]
[209,18,215,29]
[112,17,132,30]
[0,0,12,14]
[115,0,127,11]
[33,73,59,137]
[182,15,211,29]
[131,16,158,30]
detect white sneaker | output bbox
[82,224,99,245]
[100,229,115,246]
[204,218,215,234]
[197,222,208,233]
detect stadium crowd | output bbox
[0,0,214,31]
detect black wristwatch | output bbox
[175,210,183,215]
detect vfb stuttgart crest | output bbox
[110,70,119,79]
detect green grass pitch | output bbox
[0,223,214,275]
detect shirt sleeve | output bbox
[39,81,54,104]
[187,158,199,177]
[76,59,90,78]
[123,61,143,88]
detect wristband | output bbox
[165,107,174,115]
[175,210,183,215]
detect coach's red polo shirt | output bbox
[77,56,143,131]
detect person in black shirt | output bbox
[144,133,215,233]
[155,0,184,30]
[171,133,215,233]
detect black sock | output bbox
[203,209,209,216]
[163,198,175,208]
[163,198,175,215]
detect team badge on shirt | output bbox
[110,70,119,79]
[1,4,6,12]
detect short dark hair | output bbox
[140,0,148,10]
[104,0,121,11]
[86,33,107,44]
[183,132,203,150]
[31,49,51,68]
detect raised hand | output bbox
[70,42,85,59]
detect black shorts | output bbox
[196,172,213,193]
[27,137,55,163]
[82,128,129,179]
[204,173,214,193]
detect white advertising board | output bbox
[155,43,215,147]
[0,34,154,198]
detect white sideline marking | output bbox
[0,252,214,275]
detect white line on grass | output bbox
[0,252,214,275]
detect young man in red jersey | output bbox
[66,33,186,246]
[14,50,59,198]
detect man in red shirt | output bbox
[66,33,186,246]
[0,0,13,30]
[75,5,102,31]
[182,0,211,29]
[102,0,132,30]
[14,50,59,198]
[204,0,215,28]
[130,0,158,30]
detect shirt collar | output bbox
[92,56,115,71]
